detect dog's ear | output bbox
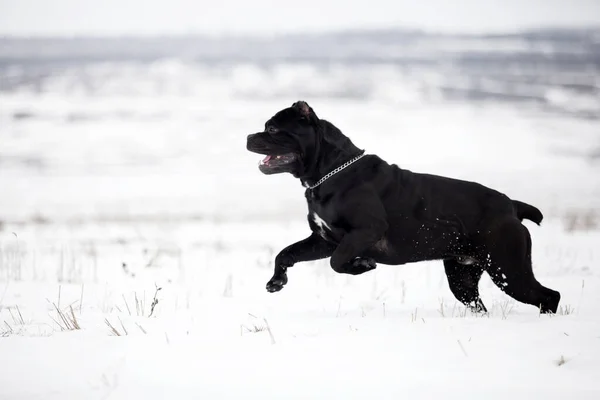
[292,101,318,121]
[292,101,358,154]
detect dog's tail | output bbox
[512,200,543,225]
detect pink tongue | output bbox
[263,155,272,163]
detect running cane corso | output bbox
[245,101,560,313]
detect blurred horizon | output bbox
[1,25,600,39]
[2,27,599,119]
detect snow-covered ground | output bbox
[1,33,600,398]
[1,218,599,399]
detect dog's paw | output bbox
[266,273,288,293]
[351,257,377,272]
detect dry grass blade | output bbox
[241,323,266,334]
[48,315,64,331]
[135,322,147,334]
[558,305,575,315]
[142,291,146,316]
[411,307,418,323]
[16,306,25,324]
[69,306,80,330]
[263,318,276,345]
[104,318,121,336]
[149,284,162,317]
[4,321,14,334]
[122,294,132,316]
[457,340,468,357]
[52,302,72,330]
[556,355,568,366]
[79,284,84,316]
[8,308,18,325]
[118,316,128,335]
[50,301,81,331]
[500,300,514,320]
[135,292,141,316]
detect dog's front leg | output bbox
[267,233,336,292]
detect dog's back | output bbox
[356,156,517,234]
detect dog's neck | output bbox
[302,150,366,190]
[300,120,363,189]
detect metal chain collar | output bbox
[307,152,367,190]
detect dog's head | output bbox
[246,101,362,183]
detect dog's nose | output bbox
[246,134,255,150]
[248,133,259,144]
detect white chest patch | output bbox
[312,212,332,238]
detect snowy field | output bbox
[1,31,600,399]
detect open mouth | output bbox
[258,153,297,171]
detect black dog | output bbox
[246,101,560,313]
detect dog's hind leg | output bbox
[443,259,487,313]
[480,218,560,313]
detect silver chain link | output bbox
[307,152,367,190]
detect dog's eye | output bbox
[266,126,278,134]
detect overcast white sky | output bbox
[1,0,600,37]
